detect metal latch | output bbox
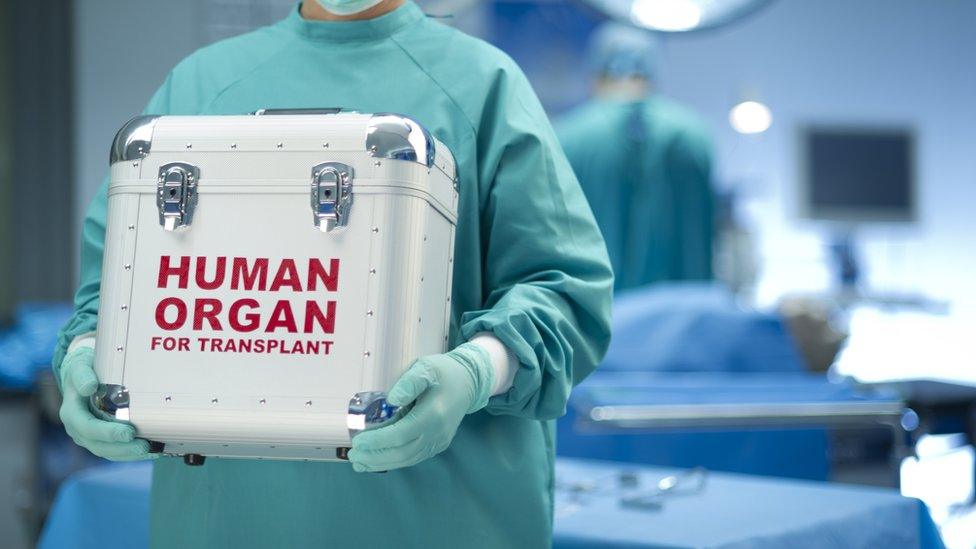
[157,162,200,231]
[311,162,353,232]
[348,391,401,439]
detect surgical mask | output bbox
[313,0,385,15]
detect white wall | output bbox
[72,0,205,273]
[656,0,976,313]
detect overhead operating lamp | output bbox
[582,0,774,33]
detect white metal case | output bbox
[92,111,457,464]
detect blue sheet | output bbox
[39,463,152,549]
[557,373,900,480]
[0,302,72,389]
[554,458,944,548]
[39,459,943,549]
[603,284,805,373]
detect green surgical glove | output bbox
[58,347,155,461]
[348,343,494,472]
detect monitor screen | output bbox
[802,127,915,223]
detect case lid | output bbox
[109,112,459,230]
[112,112,456,181]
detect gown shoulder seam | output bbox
[198,33,304,113]
[388,34,478,138]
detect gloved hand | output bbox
[348,342,494,472]
[58,347,155,461]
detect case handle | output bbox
[252,108,343,115]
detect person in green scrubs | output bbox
[556,22,715,292]
[52,1,613,546]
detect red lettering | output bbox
[231,257,269,291]
[178,338,190,351]
[270,259,302,292]
[157,256,189,289]
[151,336,162,350]
[155,297,187,330]
[304,300,336,334]
[228,299,260,332]
[307,258,339,292]
[265,301,298,333]
[195,257,226,290]
[193,298,223,330]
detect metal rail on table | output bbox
[580,401,912,431]
[573,398,916,487]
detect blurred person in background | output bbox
[557,22,715,292]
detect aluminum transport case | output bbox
[91,110,458,465]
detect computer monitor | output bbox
[799,126,916,223]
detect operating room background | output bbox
[72,0,976,318]
[1,0,973,547]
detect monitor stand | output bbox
[829,232,861,291]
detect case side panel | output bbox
[433,139,457,182]
[93,190,139,385]
[416,204,453,359]
[361,193,383,391]
[399,198,426,367]
[368,194,428,390]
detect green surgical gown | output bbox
[52,3,613,547]
[556,97,714,292]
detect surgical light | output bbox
[582,0,773,34]
[630,0,702,31]
[729,100,772,134]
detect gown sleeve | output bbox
[459,65,614,420]
[52,74,176,381]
